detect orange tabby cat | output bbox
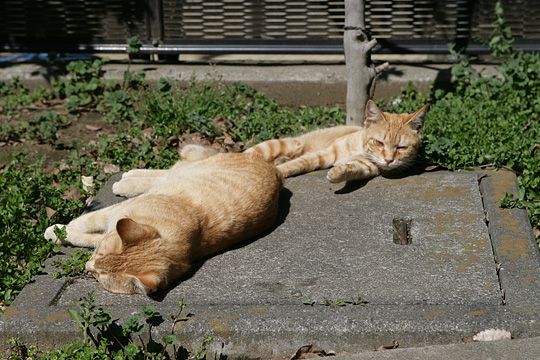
[44,145,282,295]
[245,100,428,183]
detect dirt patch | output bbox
[0,111,121,167]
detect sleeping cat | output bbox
[245,100,428,183]
[44,145,283,295]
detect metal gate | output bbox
[1,0,538,54]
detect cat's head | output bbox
[362,100,429,171]
[85,218,169,295]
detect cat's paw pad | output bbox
[326,166,347,183]
[44,224,66,243]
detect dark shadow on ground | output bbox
[334,162,427,195]
[148,187,293,301]
[376,65,404,81]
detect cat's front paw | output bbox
[112,180,124,195]
[326,165,348,183]
[44,224,66,244]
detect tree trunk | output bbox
[344,0,388,126]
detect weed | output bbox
[52,59,108,113]
[52,249,92,279]
[301,295,315,306]
[0,77,48,115]
[7,294,209,359]
[0,156,74,305]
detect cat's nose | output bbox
[385,159,393,165]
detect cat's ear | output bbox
[116,218,159,246]
[405,104,429,132]
[364,100,383,127]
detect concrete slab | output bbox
[2,170,539,358]
[0,63,499,106]
[332,336,540,360]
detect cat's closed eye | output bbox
[372,139,384,146]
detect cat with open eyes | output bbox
[245,100,429,182]
[44,146,282,295]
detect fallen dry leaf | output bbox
[81,176,94,192]
[424,164,447,172]
[62,187,82,200]
[58,162,70,171]
[142,127,153,139]
[85,124,102,131]
[223,132,235,145]
[212,116,233,131]
[290,344,333,359]
[103,164,120,174]
[130,137,143,146]
[533,227,539,238]
[45,207,57,219]
[472,328,511,342]
[376,340,399,351]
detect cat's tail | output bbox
[245,138,304,162]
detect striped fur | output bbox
[44,145,283,295]
[245,100,428,183]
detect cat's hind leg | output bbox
[112,177,159,197]
[44,202,123,247]
[246,138,304,162]
[45,224,103,248]
[326,155,380,183]
[121,169,167,179]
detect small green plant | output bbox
[52,249,92,278]
[126,36,143,56]
[53,59,109,113]
[0,111,69,145]
[0,155,82,306]
[4,294,208,359]
[488,1,514,57]
[301,295,315,306]
[0,77,48,115]
[124,36,146,90]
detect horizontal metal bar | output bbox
[2,39,539,55]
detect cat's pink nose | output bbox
[385,159,393,165]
